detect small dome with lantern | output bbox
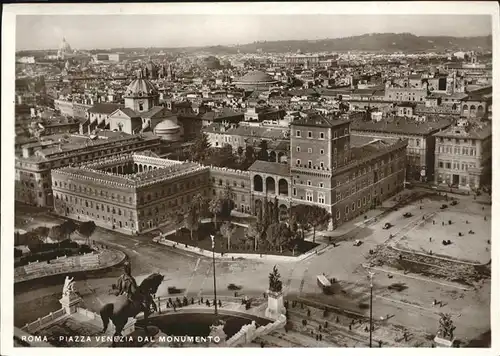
[125,70,158,98]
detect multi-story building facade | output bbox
[210,167,252,214]
[51,153,211,234]
[433,123,492,190]
[385,86,429,103]
[203,124,290,162]
[287,114,407,226]
[15,132,162,207]
[351,117,452,182]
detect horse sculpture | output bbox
[99,273,164,341]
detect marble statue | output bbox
[62,276,76,297]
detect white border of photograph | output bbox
[2,2,499,356]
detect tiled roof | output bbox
[88,103,123,114]
[351,117,452,135]
[293,113,346,128]
[434,124,491,140]
[113,108,140,118]
[248,160,290,177]
[141,106,175,119]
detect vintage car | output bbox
[382,222,393,230]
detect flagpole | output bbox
[211,234,218,316]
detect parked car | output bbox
[440,204,448,209]
[167,286,182,294]
[353,240,363,246]
[382,222,393,230]
[450,200,458,206]
[228,283,242,291]
[403,212,413,218]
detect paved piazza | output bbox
[14,189,491,345]
[395,206,491,264]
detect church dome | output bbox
[154,119,181,141]
[237,70,276,84]
[125,77,158,98]
[59,38,72,53]
[154,119,180,132]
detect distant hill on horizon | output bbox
[17,32,492,56]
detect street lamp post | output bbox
[210,234,218,316]
[368,270,375,348]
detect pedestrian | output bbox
[429,237,432,242]
[349,324,352,330]
[364,326,368,332]
[201,297,204,303]
[218,299,222,308]
[307,309,311,317]
[336,316,339,323]
[433,220,435,225]
[484,216,487,221]
[319,325,322,332]
[315,334,319,341]
[191,297,194,305]
[442,221,444,226]
[325,321,329,328]
[319,334,322,341]
[260,341,265,348]
[198,299,201,305]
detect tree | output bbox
[220,221,235,250]
[192,193,209,219]
[48,225,65,242]
[258,140,269,161]
[236,146,245,162]
[78,221,96,245]
[190,133,211,163]
[266,222,292,253]
[273,197,279,224]
[221,184,235,217]
[206,144,237,168]
[247,221,264,251]
[262,197,269,229]
[209,197,223,230]
[185,206,199,241]
[174,212,184,235]
[61,220,78,239]
[307,206,331,243]
[291,205,310,240]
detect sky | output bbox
[16,14,492,51]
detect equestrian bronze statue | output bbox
[99,262,164,340]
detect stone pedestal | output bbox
[434,335,455,347]
[121,318,136,336]
[208,322,227,347]
[59,292,82,314]
[265,291,286,320]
